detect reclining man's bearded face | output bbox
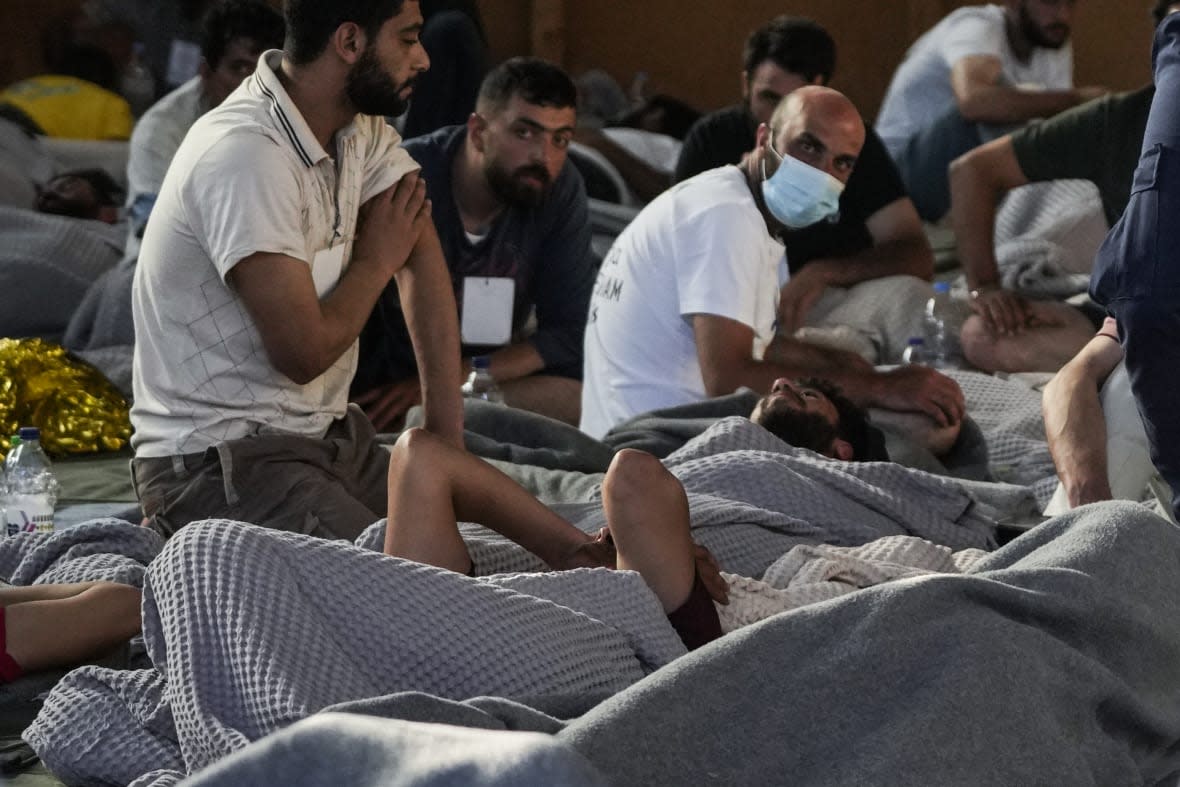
[750,377,860,459]
[34,170,123,223]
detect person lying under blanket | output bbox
[0,432,734,682]
[414,374,972,481]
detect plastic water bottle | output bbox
[460,356,503,403]
[924,282,963,369]
[5,427,59,535]
[121,42,157,117]
[902,337,928,366]
[1,434,20,535]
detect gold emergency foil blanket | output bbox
[0,338,131,457]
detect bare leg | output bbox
[500,375,582,426]
[961,302,1094,374]
[383,428,609,572]
[602,450,697,613]
[3,582,141,673]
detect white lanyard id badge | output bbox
[461,277,515,345]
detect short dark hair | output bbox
[477,56,576,114]
[56,168,125,206]
[283,0,406,65]
[742,16,836,85]
[202,0,285,69]
[796,377,889,462]
[1153,0,1178,24]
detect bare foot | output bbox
[550,527,616,570]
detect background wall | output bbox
[0,0,1157,122]
[482,0,1154,121]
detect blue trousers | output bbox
[1090,13,1180,520]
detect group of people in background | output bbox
[4,1,1180,737]
[0,0,1178,551]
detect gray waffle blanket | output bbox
[452,369,1050,516]
[60,502,1180,787]
[15,418,1007,785]
[0,206,126,340]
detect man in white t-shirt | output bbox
[126,0,285,239]
[130,0,463,540]
[875,1,1106,221]
[580,86,964,439]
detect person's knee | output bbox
[959,314,998,368]
[603,449,669,506]
[389,427,442,471]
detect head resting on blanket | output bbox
[750,377,887,462]
[34,169,123,223]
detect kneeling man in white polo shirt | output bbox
[130,0,463,540]
[580,86,964,441]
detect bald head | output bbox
[761,85,864,184]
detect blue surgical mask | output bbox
[760,144,845,229]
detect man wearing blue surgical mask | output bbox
[581,86,965,445]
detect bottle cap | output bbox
[472,355,492,370]
[933,282,950,293]
[17,426,39,441]
[907,337,925,346]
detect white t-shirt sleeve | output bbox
[939,11,1005,67]
[126,110,179,200]
[181,131,308,279]
[675,202,768,329]
[358,116,421,204]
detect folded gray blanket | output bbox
[0,206,126,340]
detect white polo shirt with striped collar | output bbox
[131,49,419,459]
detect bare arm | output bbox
[951,55,1103,125]
[395,222,464,447]
[1042,335,1124,506]
[949,136,1029,290]
[694,314,964,425]
[778,197,933,333]
[485,342,546,382]
[228,174,429,384]
[808,197,934,286]
[948,135,1039,335]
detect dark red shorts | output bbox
[0,608,24,683]
[666,571,723,651]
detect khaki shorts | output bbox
[132,406,390,541]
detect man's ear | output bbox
[467,111,488,152]
[740,70,750,101]
[754,121,771,149]
[198,58,211,80]
[331,22,366,64]
[830,439,854,461]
